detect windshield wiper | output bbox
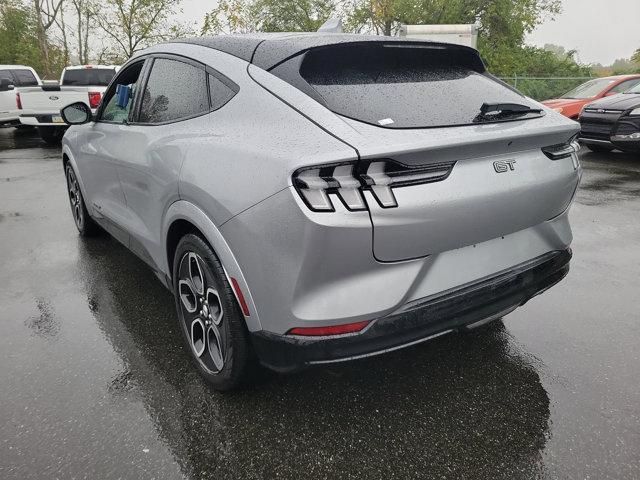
[474,102,543,123]
[479,102,542,117]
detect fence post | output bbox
[514,74,518,89]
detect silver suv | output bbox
[60,34,581,390]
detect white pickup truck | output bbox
[18,65,118,144]
[0,65,42,127]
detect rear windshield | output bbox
[62,68,116,86]
[11,69,38,86]
[297,43,540,129]
[0,69,38,86]
[561,78,615,99]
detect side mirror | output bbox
[61,102,93,125]
[0,78,14,92]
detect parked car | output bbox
[60,34,581,390]
[0,65,41,127]
[542,75,640,119]
[18,65,118,143]
[579,82,640,153]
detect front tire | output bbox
[65,164,100,236]
[172,234,253,391]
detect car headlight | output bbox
[629,107,640,116]
[553,107,563,113]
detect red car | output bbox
[542,75,640,119]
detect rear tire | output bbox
[172,234,253,391]
[38,126,65,145]
[65,164,100,236]
[585,144,614,154]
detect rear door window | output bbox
[10,69,38,86]
[295,43,541,129]
[62,68,116,86]
[138,58,208,124]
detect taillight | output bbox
[293,163,366,212]
[542,139,580,160]
[16,92,22,109]
[88,91,101,109]
[287,320,371,336]
[292,160,454,212]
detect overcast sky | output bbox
[180,0,640,66]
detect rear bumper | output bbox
[19,113,66,126]
[0,111,19,125]
[251,249,571,372]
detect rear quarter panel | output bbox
[138,43,358,228]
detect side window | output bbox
[138,58,208,124]
[0,70,13,84]
[609,79,640,94]
[208,73,236,111]
[99,61,145,124]
[11,69,38,86]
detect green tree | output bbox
[95,0,191,60]
[259,0,335,32]
[0,0,65,77]
[202,0,335,35]
[202,0,258,34]
[497,46,592,100]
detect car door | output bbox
[112,55,217,270]
[74,59,150,247]
[0,69,17,119]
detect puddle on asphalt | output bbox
[0,127,58,150]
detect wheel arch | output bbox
[61,146,90,209]
[163,200,262,332]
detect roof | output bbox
[0,65,36,69]
[63,65,119,70]
[173,33,475,70]
[603,74,640,80]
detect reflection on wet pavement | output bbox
[1,128,639,479]
[0,126,58,150]
[78,238,550,479]
[576,151,640,205]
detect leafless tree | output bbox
[33,0,65,76]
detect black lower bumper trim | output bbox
[251,249,572,372]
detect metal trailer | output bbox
[399,24,479,49]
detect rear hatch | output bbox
[266,40,581,262]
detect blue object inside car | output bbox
[115,84,131,108]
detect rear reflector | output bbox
[287,320,371,336]
[230,277,250,317]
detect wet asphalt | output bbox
[0,126,639,480]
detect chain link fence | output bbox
[499,76,594,101]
